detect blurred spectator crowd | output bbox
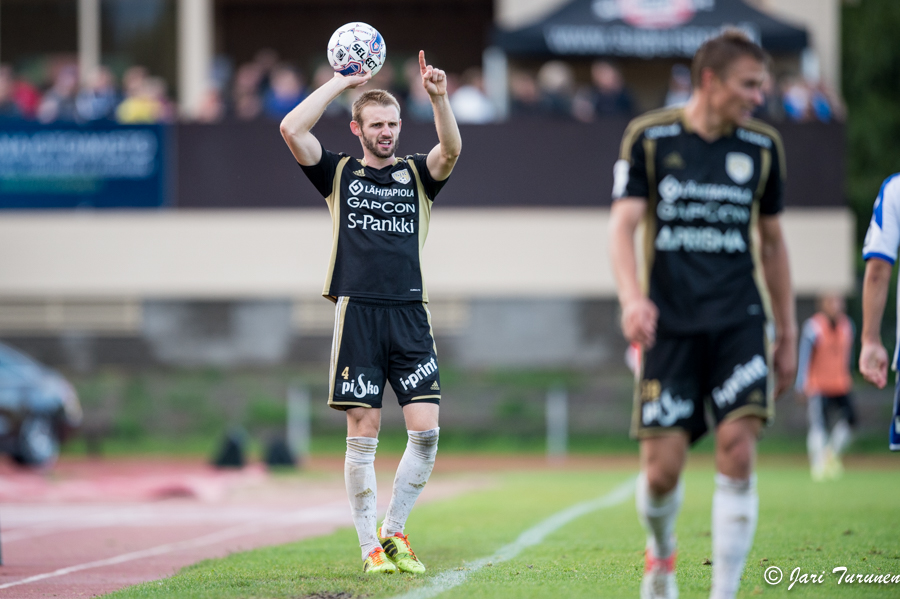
[0,62,176,124]
[0,51,844,126]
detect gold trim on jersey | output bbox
[754,147,772,200]
[749,178,775,326]
[740,118,787,180]
[410,395,441,401]
[407,160,433,303]
[748,206,777,425]
[641,137,658,294]
[749,145,773,323]
[323,156,353,299]
[618,107,682,161]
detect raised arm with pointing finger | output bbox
[609,30,795,599]
[419,50,461,181]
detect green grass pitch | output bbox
[106,456,900,599]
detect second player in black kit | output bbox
[616,108,785,440]
[617,111,784,335]
[609,31,796,599]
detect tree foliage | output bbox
[842,0,900,340]
[842,0,900,237]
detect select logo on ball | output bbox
[327,22,386,76]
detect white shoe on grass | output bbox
[641,547,678,599]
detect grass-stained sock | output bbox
[345,436,380,560]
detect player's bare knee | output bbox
[402,403,439,432]
[646,467,681,496]
[347,407,381,438]
[719,448,753,479]
[716,434,756,478]
[641,434,688,495]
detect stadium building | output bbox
[0,0,850,370]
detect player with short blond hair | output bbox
[280,50,461,574]
[351,89,401,123]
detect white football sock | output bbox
[830,419,853,457]
[635,470,683,559]
[345,436,381,560]
[711,473,758,599]
[381,427,439,537]
[807,427,827,473]
[807,396,827,473]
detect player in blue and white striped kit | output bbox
[859,173,900,450]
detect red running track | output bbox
[0,455,486,598]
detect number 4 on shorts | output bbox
[342,367,350,380]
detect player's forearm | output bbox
[608,209,644,307]
[431,94,462,162]
[861,258,893,344]
[280,76,346,140]
[761,233,796,343]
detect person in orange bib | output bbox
[795,293,857,480]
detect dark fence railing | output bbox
[175,118,847,210]
[0,119,844,210]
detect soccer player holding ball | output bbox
[279,42,461,574]
[609,30,796,599]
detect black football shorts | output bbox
[328,296,441,411]
[631,320,773,443]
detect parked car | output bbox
[0,342,82,467]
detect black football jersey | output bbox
[300,146,447,301]
[613,107,785,334]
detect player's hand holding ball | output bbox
[327,22,385,87]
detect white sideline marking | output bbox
[1,504,341,542]
[390,476,636,599]
[0,502,349,591]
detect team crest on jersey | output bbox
[725,152,754,185]
[663,152,685,169]
[392,169,411,185]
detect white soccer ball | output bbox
[327,22,386,77]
